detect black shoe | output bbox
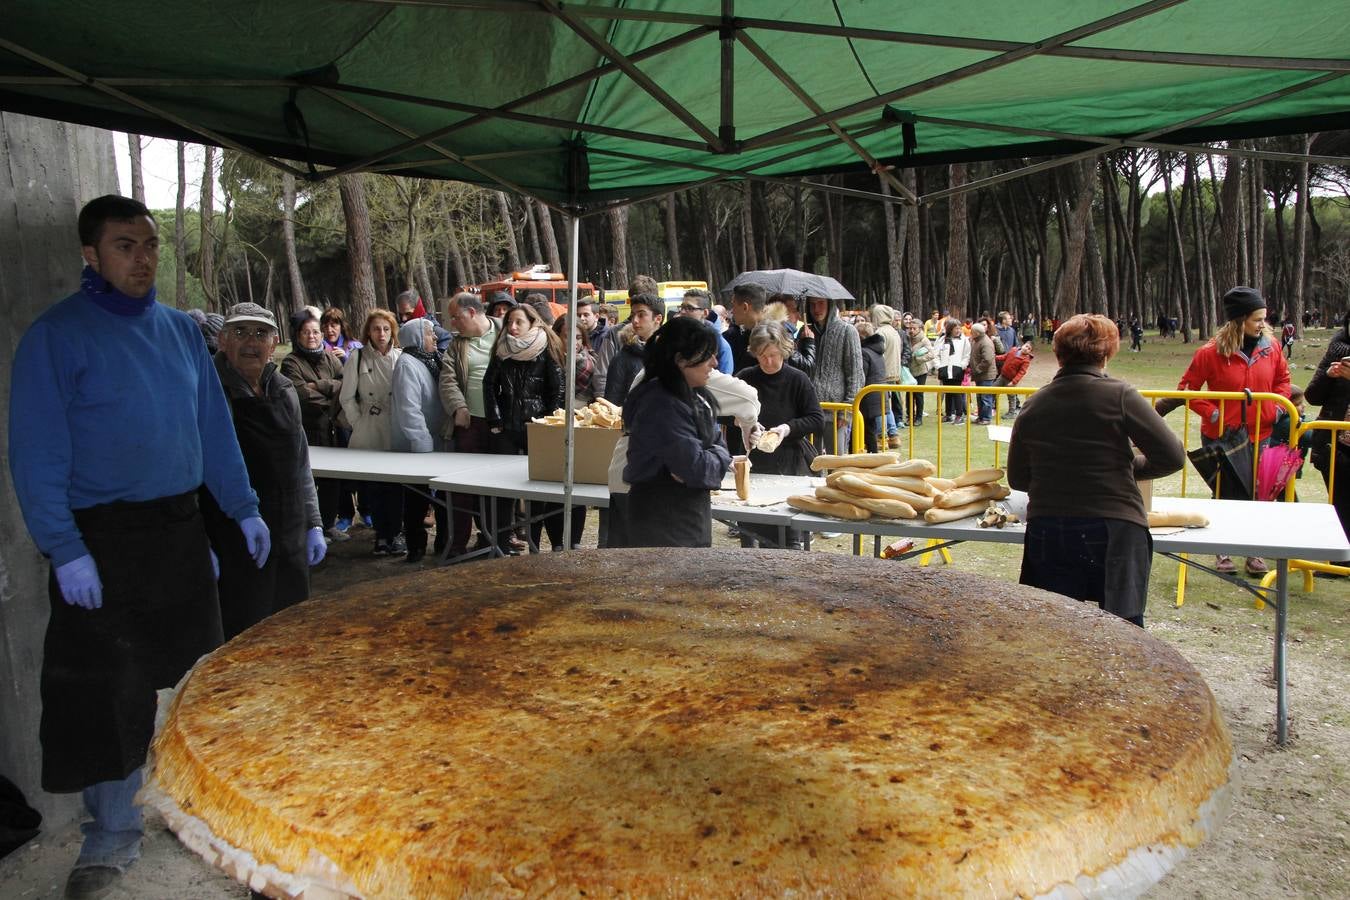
[388,536,407,556]
[405,546,426,563]
[372,540,391,556]
[65,866,121,900]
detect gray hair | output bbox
[747,321,795,358]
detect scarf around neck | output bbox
[81,264,156,316]
[404,346,442,379]
[294,344,328,366]
[498,327,548,362]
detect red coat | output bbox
[1176,336,1290,442]
[1000,348,1032,385]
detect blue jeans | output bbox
[976,379,996,421]
[77,769,143,870]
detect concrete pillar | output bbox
[0,112,121,827]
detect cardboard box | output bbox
[527,423,622,484]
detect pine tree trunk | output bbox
[281,172,306,312]
[944,164,970,319]
[881,177,903,305]
[1161,157,1192,340]
[495,191,521,272]
[128,135,146,205]
[199,146,217,311]
[663,196,682,279]
[338,173,378,326]
[522,197,543,266]
[174,142,187,309]
[902,169,921,312]
[741,190,758,272]
[609,206,630,289]
[1217,155,1242,290]
[446,216,468,291]
[537,203,563,273]
[415,242,436,309]
[1291,134,1313,337]
[1052,159,1096,321]
[1249,154,1264,289]
[793,183,805,271]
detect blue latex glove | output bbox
[239,516,271,568]
[306,527,327,567]
[55,554,102,610]
[210,548,219,580]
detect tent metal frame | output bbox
[5,0,1347,213]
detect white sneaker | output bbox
[818,531,843,540]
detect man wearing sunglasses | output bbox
[8,195,269,900]
[676,288,733,374]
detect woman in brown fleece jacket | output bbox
[1008,314,1185,626]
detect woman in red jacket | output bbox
[1171,286,1291,576]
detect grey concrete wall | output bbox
[0,112,121,827]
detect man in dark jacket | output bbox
[726,283,816,375]
[603,293,662,406]
[206,302,326,640]
[857,322,889,453]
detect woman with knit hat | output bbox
[1167,286,1291,576]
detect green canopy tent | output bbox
[3,0,1350,212]
[4,0,1348,544]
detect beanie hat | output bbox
[1222,286,1265,322]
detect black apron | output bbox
[40,492,221,793]
[626,390,719,549]
[627,475,714,548]
[202,390,311,641]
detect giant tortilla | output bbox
[146,549,1231,898]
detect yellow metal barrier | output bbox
[1251,418,1350,607]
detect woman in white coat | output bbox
[339,308,404,555]
[934,317,971,424]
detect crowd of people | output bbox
[10,193,1350,900]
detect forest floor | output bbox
[2,329,1346,899]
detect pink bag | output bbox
[1256,444,1305,501]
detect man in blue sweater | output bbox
[8,195,270,900]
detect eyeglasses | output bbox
[229,325,275,341]
[679,304,703,312]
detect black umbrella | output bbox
[720,268,854,301]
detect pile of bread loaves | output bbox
[788,453,1010,523]
[531,398,622,429]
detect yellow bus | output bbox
[655,280,710,319]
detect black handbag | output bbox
[1187,390,1255,500]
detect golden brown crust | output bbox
[151,550,1231,899]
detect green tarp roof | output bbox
[3,1,1349,210]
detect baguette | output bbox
[787,494,872,520]
[815,486,916,519]
[823,477,933,511]
[809,452,900,472]
[1147,510,1209,528]
[923,499,990,523]
[869,459,937,478]
[954,467,1005,487]
[860,473,936,495]
[935,482,1011,509]
[925,476,957,492]
[825,470,933,496]
[733,456,751,501]
[835,474,924,504]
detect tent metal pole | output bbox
[543,0,725,150]
[0,38,308,178]
[737,0,1187,152]
[561,215,581,551]
[718,0,736,150]
[736,31,918,204]
[911,113,1350,167]
[919,71,1345,204]
[319,25,714,178]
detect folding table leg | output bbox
[1275,559,1290,746]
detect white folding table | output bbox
[790,493,1350,745]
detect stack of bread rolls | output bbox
[787,453,1010,524]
